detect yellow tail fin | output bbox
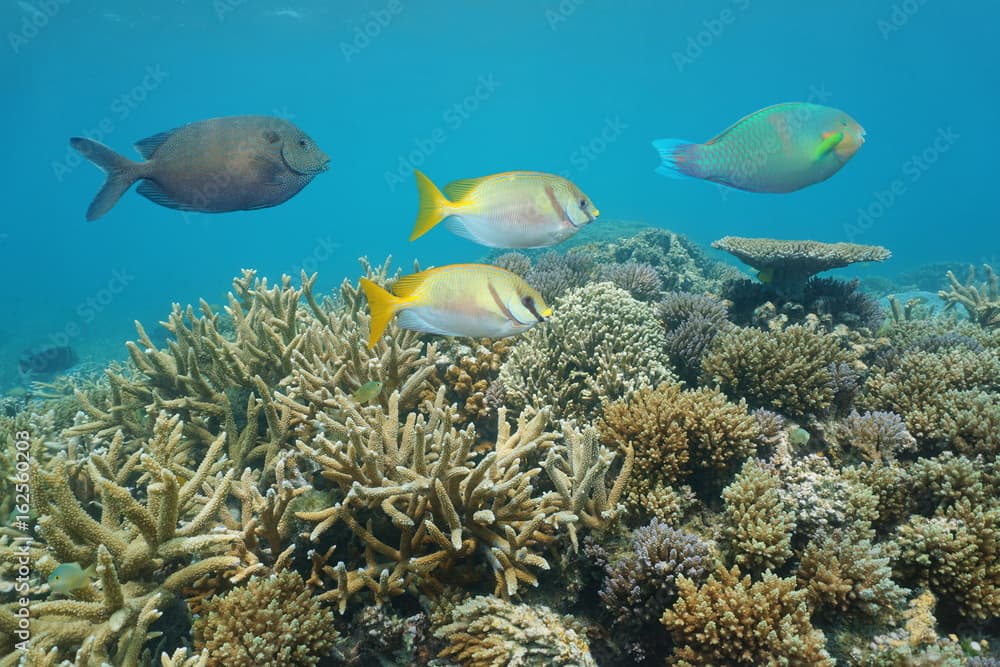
[410,170,452,241]
[360,278,402,349]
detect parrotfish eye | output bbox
[298,139,308,148]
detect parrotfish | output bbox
[360,264,550,348]
[352,380,384,403]
[789,427,811,447]
[48,562,97,594]
[652,103,865,193]
[70,115,329,220]
[409,170,599,248]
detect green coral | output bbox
[498,282,672,420]
[721,458,796,574]
[661,565,834,666]
[703,325,858,418]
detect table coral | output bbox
[498,282,672,421]
[192,569,339,666]
[661,565,834,666]
[712,236,891,299]
[433,594,596,667]
[703,325,859,418]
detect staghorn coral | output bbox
[939,264,1000,328]
[910,451,996,511]
[712,235,891,299]
[192,569,339,666]
[491,251,532,276]
[499,282,672,421]
[598,382,758,512]
[658,292,731,382]
[702,324,859,418]
[293,385,628,606]
[797,527,908,621]
[893,497,1000,620]
[2,414,246,665]
[599,261,663,301]
[69,261,438,475]
[433,594,596,667]
[833,409,917,463]
[661,565,834,666]
[721,458,795,574]
[523,250,598,302]
[598,520,714,662]
[843,461,915,533]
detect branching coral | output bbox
[434,338,511,432]
[600,261,663,301]
[833,409,917,463]
[498,282,672,421]
[861,347,1000,454]
[721,458,795,574]
[598,382,758,512]
[893,497,1000,619]
[658,292,731,381]
[433,594,596,667]
[4,414,245,664]
[661,565,834,666]
[797,527,908,621]
[192,569,339,666]
[598,520,714,661]
[939,264,1000,328]
[702,325,859,418]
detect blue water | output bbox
[2,0,996,387]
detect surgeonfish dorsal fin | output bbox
[442,176,486,202]
[814,131,844,160]
[134,129,178,159]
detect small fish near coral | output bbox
[70,115,329,220]
[18,344,78,376]
[410,170,600,248]
[653,102,865,193]
[48,562,97,594]
[360,264,550,348]
[352,380,383,403]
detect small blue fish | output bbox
[48,562,97,593]
[352,381,384,403]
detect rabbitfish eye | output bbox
[522,296,534,309]
[580,199,587,209]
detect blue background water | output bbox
[1,0,995,388]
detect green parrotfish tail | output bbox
[652,138,702,180]
[70,137,146,221]
[814,131,844,160]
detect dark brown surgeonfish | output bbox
[70,115,329,221]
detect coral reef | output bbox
[702,325,859,418]
[599,261,662,301]
[721,458,796,574]
[598,382,758,511]
[661,565,834,666]
[939,264,1000,328]
[657,292,731,382]
[832,409,917,463]
[797,527,908,621]
[434,595,596,667]
[192,569,339,666]
[498,282,672,421]
[597,520,714,661]
[712,235,891,299]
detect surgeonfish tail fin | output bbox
[70,137,144,221]
[360,278,402,349]
[651,138,700,180]
[410,170,452,241]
